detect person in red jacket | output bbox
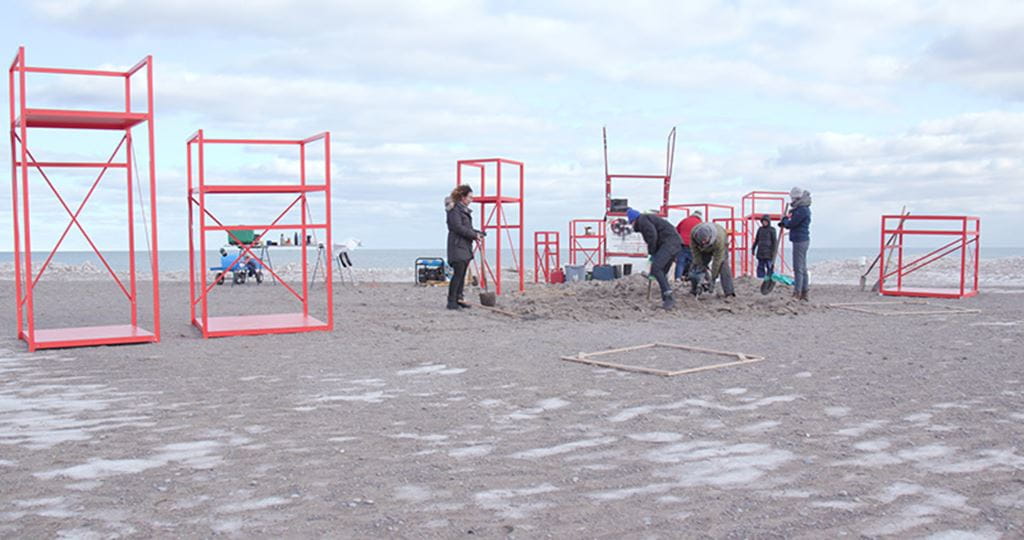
[674,210,702,281]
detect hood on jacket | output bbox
[792,190,812,208]
[444,196,455,211]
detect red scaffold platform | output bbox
[533,231,560,283]
[878,215,980,299]
[8,46,161,351]
[187,130,334,338]
[456,158,524,296]
[568,219,605,268]
[740,191,790,278]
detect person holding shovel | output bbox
[779,187,812,301]
[627,208,681,310]
[445,185,484,310]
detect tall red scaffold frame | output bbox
[187,130,334,338]
[603,126,676,260]
[568,218,606,267]
[533,231,560,283]
[8,46,160,351]
[878,215,980,299]
[740,191,790,277]
[456,158,524,295]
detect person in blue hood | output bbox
[627,208,682,310]
[779,187,812,301]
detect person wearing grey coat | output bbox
[446,185,483,309]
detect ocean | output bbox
[1,247,1023,272]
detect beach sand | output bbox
[1,278,1022,537]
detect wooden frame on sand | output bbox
[561,342,765,377]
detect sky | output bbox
[2,0,1023,253]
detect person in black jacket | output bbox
[752,215,778,279]
[446,185,484,310]
[627,208,682,309]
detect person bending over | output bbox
[627,208,682,310]
[689,222,736,297]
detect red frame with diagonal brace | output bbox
[568,219,605,268]
[533,231,560,283]
[187,130,334,338]
[878,215,980,299]
[456,158,524,296]
[740,191,790,278]
[8,46,160,351]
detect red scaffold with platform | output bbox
[187,130,334,337]
[456,158,524,296]
[8,46,161,351]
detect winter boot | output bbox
[662,292,677,310]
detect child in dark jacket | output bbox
[752,215,777,278]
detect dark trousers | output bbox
[651,243,681,298]
[447,260,469,307]
[674,246,692,280]
[756,258,774,279]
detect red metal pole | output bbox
[878,216,887,293]
[959,217,967,297]
[126,129,138,326]
[970,219,978,295]
[496,161,503,296]
[8,54,23,338]
[896,219,904,291]
[197,130,208,337]
[300,141,309,317]
[17,47,35,349]
[187,141,196,325]
[146,56,161,340]
[519,162,524,293]
[324,132,334,330]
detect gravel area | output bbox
[1,278,1022,538]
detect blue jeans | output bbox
[674,246,692,280]
[756,258,774,279]
[792,240,809,293]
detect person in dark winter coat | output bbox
[446,185,484,310]
[690,222,735,297]
[627,207,682,310]
[779,187,812,301]
[752,215,778,279]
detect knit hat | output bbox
[692,210,703,218]
[626,208,641,223]
[790,186,803,200]
[691,222,716,248]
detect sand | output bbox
[1,277,1022,538]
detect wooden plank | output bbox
[579,343,659,358]
[560,355,675,377]
[828,301,930,307]
[665,357,764,376]
[880,309,981,316]
[655,342,759,359]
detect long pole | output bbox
[18,47,35,349]
[146,57,161,340]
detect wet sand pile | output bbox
[498,274,822,321]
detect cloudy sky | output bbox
[3,0,1023,253]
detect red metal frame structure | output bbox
[604,126,676,219]
[603,126,676,260]
[568,218,606,267]
[663,203,740,275]
[878,215,980,299]
[8,46,160,351]
[740,191,790,277]
[187,130,333,337]
[533,231,560,283]
[456,158,524,296]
